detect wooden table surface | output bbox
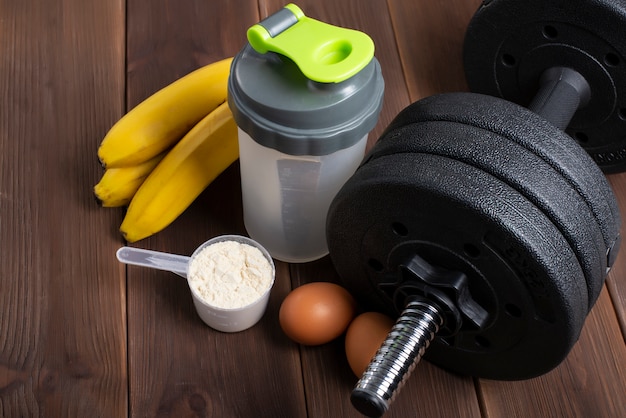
[2,0,626,417]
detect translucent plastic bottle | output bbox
[228,4,384,262]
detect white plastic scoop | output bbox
[116,246,189,278]
[115,235,275,332]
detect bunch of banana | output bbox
[94,57,239,242]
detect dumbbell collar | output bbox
[389,254,489,337]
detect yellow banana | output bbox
[97,57,233,168]
[94,151,166,207]
[120,102,238,243]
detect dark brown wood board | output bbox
[0,0,128,416]
[0,0,625,417]
[124,1,306,416]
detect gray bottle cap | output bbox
[228,45,384,156]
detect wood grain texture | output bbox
[124,1,307,417]
[1,0,625,417]
[608,173,626,338]
[479,288,626,417]
[388,0,482,100]
[0,0,128,416]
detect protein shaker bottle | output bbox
[228,3,384,263]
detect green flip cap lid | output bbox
[247,3,374,83]
[228,3,385,155]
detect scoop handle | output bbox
[116,247,190,278]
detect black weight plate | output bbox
[463,0,626,173]
[378,92,621,275]
[367,118,606,306]
[326,152,588,379]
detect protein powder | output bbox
[188,239,274,310]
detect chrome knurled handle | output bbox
[350,299,444,417]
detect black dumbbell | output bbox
[326,0,623,416]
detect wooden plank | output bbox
[2,1,623,418]
[126,259,306,417]
[607,173,626,338]
[479,287,626,417]
[124,1,307,416]
[388,0,482,99]
[0,0,128,416]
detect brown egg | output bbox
[279,282,357,346]
[345,311,395,377]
